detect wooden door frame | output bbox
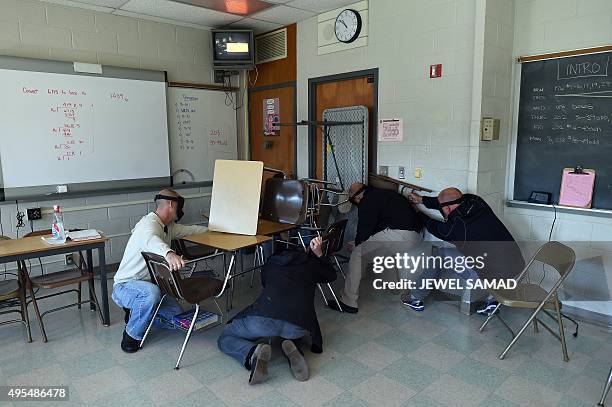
[307,68,379,179]
[248,80,298,177]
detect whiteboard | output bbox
[0,68,170,189]
[167,87,238,184]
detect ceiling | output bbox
[40,0,358,33]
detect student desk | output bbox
[0,235,111,326]
[184,231,271,310]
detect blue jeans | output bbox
[112,280,183,340]
[410,247,486,301]
[217,315,309,368]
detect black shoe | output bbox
[282,340,309,381]
[121,330,140,353]
[400,293,425,312]
[248,344,271,385]
[123,307,130,324]
[328,300,358,314]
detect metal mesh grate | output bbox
[322,105,368,241]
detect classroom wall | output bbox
[296,0,477,191]
[0,0,217,273]
[503,0,612,318]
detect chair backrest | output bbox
[321,219,348,257]
[141,252,185,301]
[260,178,309,225]
[532,241,576,280]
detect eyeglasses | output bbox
[349,186,367,204]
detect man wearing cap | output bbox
[328,182,423,314]
[112,189,208,353]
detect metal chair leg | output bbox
[333,256,346,279]
[88,282,105,325]
[499,304,545,360]
[326,283,342,312]
[175,303,199,370]
[598,365,612,406]
[140,294,166,348]
[533,317,539,333]
[478,303,501,332]
[317,284,329,306]
[554,296,569,362]
[77,282,82,310]
[27,284,47,343]
[19,286,32,343]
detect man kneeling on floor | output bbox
[112,189,208,353]
[217,237,335,385]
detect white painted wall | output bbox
[0,0,218,273]
[296,0,477,192]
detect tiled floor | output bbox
[0,261,610,407]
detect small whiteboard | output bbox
[167,87,238,185]
[208,160,263,236]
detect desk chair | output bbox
[173,239,219,277]
[140,252,224,370]
[599,365,612,406]
[20,230,104,342]
[0,236,32,342]
[479,241,576,361]
[260,177,309,225]
[319,219,348,310]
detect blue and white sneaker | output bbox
[477,299,499,316]
[400,293,425,312]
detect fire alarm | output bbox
[429,64,442,78]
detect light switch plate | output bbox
[398,166,405,179]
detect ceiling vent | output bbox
[255,28,287,64]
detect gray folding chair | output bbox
[479,241,576,361]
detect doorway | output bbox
[308,69,378,180]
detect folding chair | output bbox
[0,236,32,342]
[140,252,225,370]
[20,230,104,342]
[479,241,576,361]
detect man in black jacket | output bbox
[403,188,524,314]
[328,183,423,314]
[217,237,335,385]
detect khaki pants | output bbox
[341,228,423,308]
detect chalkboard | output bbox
[514,51,612,209]
[167,86,238,185]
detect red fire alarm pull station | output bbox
[429,64,442,78]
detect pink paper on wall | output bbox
[559,168,596,208]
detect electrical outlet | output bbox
[398,166,405,179]
[27,208,42,221]
[65,254,74,266]
[379,166,389,176]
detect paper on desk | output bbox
[41,236,66,245]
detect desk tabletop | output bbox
[184,231,271,252]
[257,219,298,236]
[0,235,109,259]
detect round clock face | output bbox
[334,9,362,43]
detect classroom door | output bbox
[249,85,296,178]
[312,73,376,180]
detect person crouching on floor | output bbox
[112,189,208,353]
[217,236,336,384]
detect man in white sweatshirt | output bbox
[112,189,208,353]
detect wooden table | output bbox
[0,235,111,326]
[256,218,298,236]
[184,231,271,310]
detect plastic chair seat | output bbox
[180,276,223,304]
[0,280,20,300]
[30,269,91,289]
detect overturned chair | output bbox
[140,252,225,370]
[479,241,576,361]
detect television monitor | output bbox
[212,30,254,70]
